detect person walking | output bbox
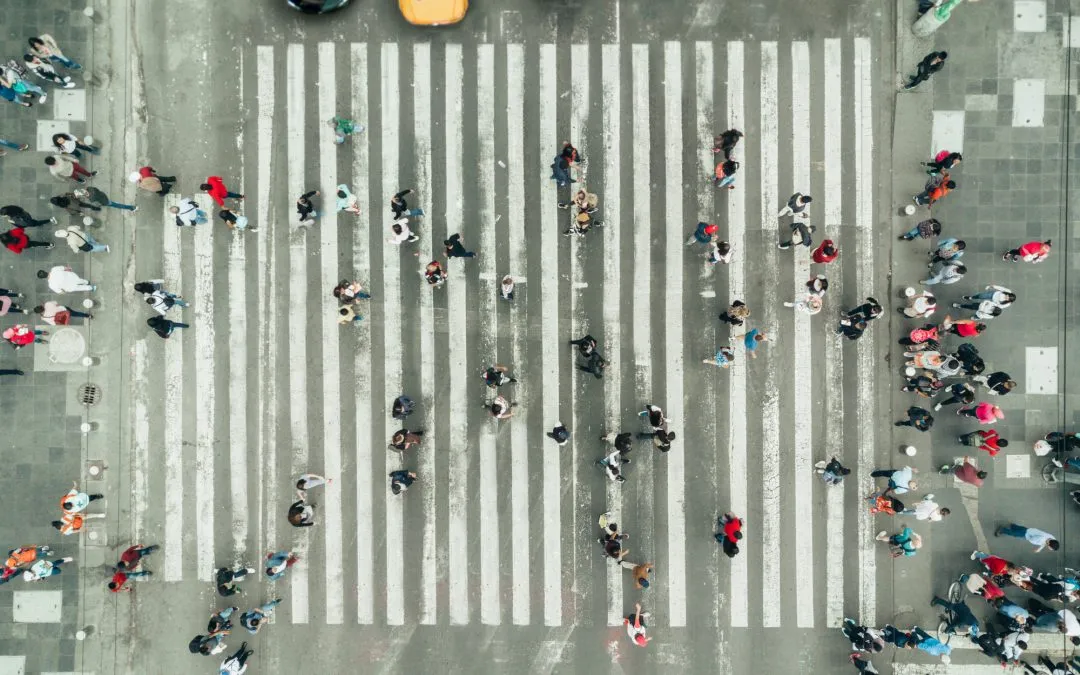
[812,239,839,264]
[953,298,1008,321]
[215,565,256,597]
[444,233,476,258]
[388,428,424,452]
[28,35,81,70]
[44,154,94,184]
[145,288,189,315]
[499,275,515,301]
[778,221,816,250]
[994,523,1059,551]
[390,188,424,219]
[0,138,30,154]
[218,207,255,232]
[189,630,229,656]
[601,431,634,457]
[129,166,176,196]
[639,429,676,453]
[903,51,947,89]
[55,225,108,253]
[51,132,98,158]
[939,315,985,339]
[913,173,956,207]
[1003,239,1051,264]
[933,382,974,411]
[287,497,316,527]
[201,176,244,207]
[971,371,1015,396]
[558,189,599,213]
[715,513,743,558]
[1,205,55,229]
[714,129,743,158]
[783,294,823,316]
[639,404,670,432]
[389,470,417,495]
[702,345,735,369]
[388,218,419,246]
[743,328,768,359]
[34,301,91,325]
[870,466,918,495]
[333,184,360,215]
[486,395,518,419]
[0,290,27,315]
[51,511,104,535]
[147,316,188,339]
[577,350,608,379]
[902,496,950,522]
[899,217,942,241]
[923,150,962,174]
[115,544,159,573]
[2,226,51,254]
[481,364,517,388]
[957,402,1004,425]
[958,428,1008,456]
[815,457,851,485]
[108,564,151,592]
[49,192,100,216]
[597,449,628,483]
[929,238,965,264]
[719,300,749,327]
[239,599,281,634]
[22,53,74,88]
[206,607,237,634]
[3,324,47,349]
[703,240,733,266]
[296,189,319,227]
[713,159,739,189]
[546,422,570,446]
[921,260,965,286]
[569,334,598,357]
[330,115,362,144]
[73,186,136,212]
[219,642,254,675]
[332,279,371,304]
[776,193,812,219]
[899,290,936,318]
[23,557,74,582]
[685,221,719,247]
[265,551,298,581]
[940,456,986,487]
[622,561,653,589]
[623,603,652,647]
[391,395,414,420]
[875,527,921,557]
[844,297,883,324]
[423,260,447,287]
[337,301,362,323]
[961,284,1015,309]
[168,199,205,226]
[60,481,103,515]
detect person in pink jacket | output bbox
[957,402,1004,425]
[200,176,244,208]
[1003,239,1051,264]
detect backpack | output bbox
[188,635,204,654]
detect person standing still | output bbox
[903,51,947,89]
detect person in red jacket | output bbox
[1003,239,1051,264]
[812,239,839,264]
[2,324,47,349]
[959,429,1008,456]
[200,176,244,207]
[1,227,51,254]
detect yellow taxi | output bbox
[399,0,468,25]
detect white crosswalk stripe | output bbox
[129,38,879,629]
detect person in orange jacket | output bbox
[51,511,104,535]
[200,176,244,208]
[913,172,955,206]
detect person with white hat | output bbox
[128,165,175,196]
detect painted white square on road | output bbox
[52,89,86,121]
[0,657,24,675]
[35,120,70,152]
[930,110,964,155]
[12,590,62,623]
[1014,1,1046,32]
[1006,454,1031,479]
[1025,346,1058,394]
[1012,79,1045,127]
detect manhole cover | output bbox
[77,383,102,407]
[47,327,86,364]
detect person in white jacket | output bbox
[169,199,206,226]
[387,218,419,245]
[55,226,107,253]
[37,266,95,293]
[145,289,188,315]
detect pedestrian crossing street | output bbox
[127,37,882,630]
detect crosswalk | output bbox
[127,38,880,630]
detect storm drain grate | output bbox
[77,383,102,407]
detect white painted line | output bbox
[286,43,310,624]
[663,41,687,628]
[694,40,717,630]
[602,43,623,629]
[131,340,148,543]
[854,36,877,627]
[162,194,183,582]
[790,41,814,629]
[822,37,845,630]
[445,44,470,626]
[1068,16,1080,47]
[630,42,657,624]
[1012,79,1045,127]
[506,42,530,627]
[351,42,374,625]
[726,39,748,629]
[193,192,215,584]
[476,44,501,627]
[539,43,562,627]
[930,110,965,156]
[413,41,438,627]
[318,41,345,626]
[759,40,781,629]
[381,42,405,627]
[255,44,276,593]
[229,56,250,567]
[569,42,590,625]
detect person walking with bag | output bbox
[74,186,136,212]
[34,300,91,324]
[55,225,108,254]
[201,176,244,207]
[129,166,175,196]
